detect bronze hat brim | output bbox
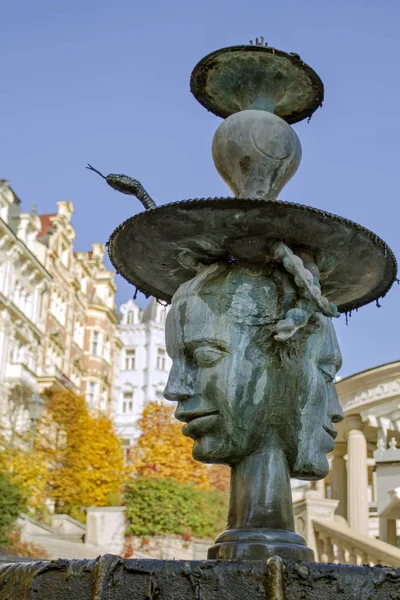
[108,198,397,313]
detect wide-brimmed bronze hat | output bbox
[91,40,397,313]
[107,197,397,313]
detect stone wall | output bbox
[1,556,400,599]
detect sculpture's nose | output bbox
[329,389,344,424]
[163,361,193,402]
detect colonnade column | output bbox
[330,442,347,520]
[315,478,326,498]
[347,415,369,534]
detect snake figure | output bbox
[86,164,156,211]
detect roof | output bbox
[0,180,22,205]
[142,297,158,322]
[337,360,400,385]
[38,213,56,237]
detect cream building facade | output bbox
[316,361,400,546]
[0,180,120,420]
[36,203,120,414]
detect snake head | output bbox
[105,174,144,196]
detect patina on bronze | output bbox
[101,38,397,561]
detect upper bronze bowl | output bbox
[190,45,324,124]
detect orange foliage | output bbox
[0,390,127,521]
[132,402,209,489]
[208,464,230,493]
[45,391,126,519]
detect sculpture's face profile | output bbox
[163,264,343,478]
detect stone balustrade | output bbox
[313,518,400,567]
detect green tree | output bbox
[0,471,24,545]
[125,477,227,539]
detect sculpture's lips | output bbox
[323,425,337,440]
[177,410,220,424]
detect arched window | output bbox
[127,311,134,325]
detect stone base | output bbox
[208,528,314,561]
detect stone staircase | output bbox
[17,514,111,560]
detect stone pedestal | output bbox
[347,416,369,534]
[85,507,126,554]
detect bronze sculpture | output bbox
[164,261,342,559]
[91,39,397,561]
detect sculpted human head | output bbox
[164,261,343,479]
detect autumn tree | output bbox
[1,450,49,516]
[0,390,127,522]
[132,402,209,489]
[45,390,126,520]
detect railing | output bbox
[313,518,400,567]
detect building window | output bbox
[156,348,166,371]
[156,307,166,324]
[88,382,96,408]
[91,331,100,356]
[11,343,21,364]
[127,311,134,325]
[123,391,134,413]
[103,338,110,362]
[74,320,84,348]
[155,390,164,401]
[100,386,108,411]
[125,349,136,370]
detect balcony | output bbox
[6,362,37,391]
[37,365,77,393]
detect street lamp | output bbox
[27,392,45,455]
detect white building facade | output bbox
[114,298,171,451]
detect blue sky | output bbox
[1,0,400,377]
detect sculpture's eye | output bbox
[193,346,225,367]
